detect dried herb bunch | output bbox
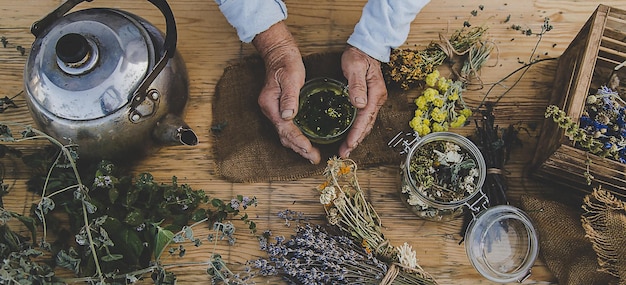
[545,86,626,185]
[316,157,437,284]
[383,25,489,90]
[254,222,435,285]
[545,86,626,162]
[469,105,521,207]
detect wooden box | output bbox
[531,5,626,199]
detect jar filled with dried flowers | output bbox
[294,77,356,144]
[400,131,487,221]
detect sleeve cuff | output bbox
[347,0,430,62]
[216,0,288,43]
[347,37,391,63]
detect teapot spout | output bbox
[153,114,199,146]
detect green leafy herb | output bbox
[0,122,259,284]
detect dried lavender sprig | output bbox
[254,224,435,285]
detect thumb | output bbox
[275,68,303,120]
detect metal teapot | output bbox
[23,0,198,161]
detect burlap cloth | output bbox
[582,189,626,285]
[212,52,412,182]
[520,195,618,285]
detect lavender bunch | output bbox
[253,224,436,285]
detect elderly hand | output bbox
[339,45,388,158]
[253,21,321,164]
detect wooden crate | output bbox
[531,4,626,200]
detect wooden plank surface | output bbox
[1,0,621,284]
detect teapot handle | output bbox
[30,0,178,113]
[31,0,177,57]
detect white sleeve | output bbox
[347,0,430,62]
[215,0,288,43]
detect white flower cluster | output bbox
[460,168,480,194]
[327,207,340,225]
[433,142,479,194]
[93,175,113,188]
[403,184,429,210]
[320,186,337,205]
[396,242,419,269]
[433,142,463,166]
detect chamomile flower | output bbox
[319,186,337,205]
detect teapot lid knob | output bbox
[55,33,89,64]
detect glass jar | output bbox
[464,205,539,283]
[399,131,487,221]
[293,77,356,144]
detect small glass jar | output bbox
[399,131,487,221]
[293,77,356,144]
[464,205,539,283]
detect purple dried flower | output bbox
[230,198,240,210]
[252,223,435,285]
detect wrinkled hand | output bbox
[253,21,321,164]
[339,45,388,158]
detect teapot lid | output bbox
[24,8,152,120]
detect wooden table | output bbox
[0,0,618,284]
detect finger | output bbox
[339,80,387,158]
[276,120,322,164]
[342,54,368,109]
[345,70,368,109]
[258,83,321,164]
[274,67,304,120]
[338,105,377,158]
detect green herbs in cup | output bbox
[294,78,356,144]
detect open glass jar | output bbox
[399,131,487,221]
[394,131,539,282]
[464,205,539,283]
[293,77,356,144]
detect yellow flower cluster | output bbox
[409,70,472,136]
[384,47,441,90]
[383,26,489,90]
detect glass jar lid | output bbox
[464,205,539,283]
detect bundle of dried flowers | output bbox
[470,104,520,207]
[316,157,437,284]
[408,70,473,136]
[580,86,626,162]
[459,105,521,238]
[545,86,626,162]
[546,86,626,185]
[383,26,489,90]
[254,224,435,285]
